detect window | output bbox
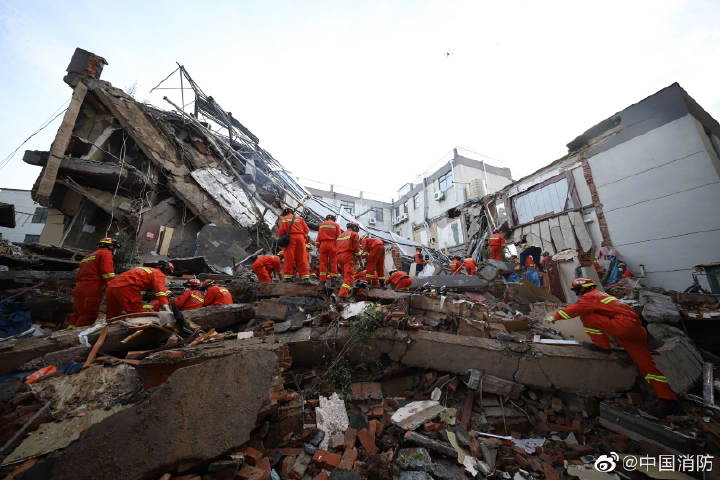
[413,194,419,209]
[403,202,408,214]
[31,207,48,223]
[24,234,40,243]
[370,207,384,221]
[339,200,354,214]
[512,177,570,224]
[438,171,453,192]
[394,206,400,219]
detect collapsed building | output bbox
[0,49,718,480]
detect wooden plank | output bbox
[35,82,88,204]
[568,211,593,252]
[547,217,566,251]
[84,325,108,367]
[558,214,578,250]
[539,220,555,254]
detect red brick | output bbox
[238,465,265,480]
[369,419,384,438]
[312,450,342,470]
[423,421,444,432]
[339,447,358,470]
[344,427,358,448]
[357,428,378,455]
[243,447,264,466]
[257,458,271,479]
[350,382,383,400]
[369,407,384,417]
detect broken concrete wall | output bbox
[136,197,204,258]
[16,350,277,480]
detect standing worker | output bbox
[105,261,174,319]
[276,208,311,281]
[201,279,234,306]
[463,257,478,276]
[70,237,119,327]
[317,214,341,282]
[414,247,426,274]
[518,235,542,271]
[488,230,506,261]
[449,256,464,275]
[336,222,361,298]
[547,278,679,417]
[252,254,283,283]
[361,235,385,287]
[174,279,205,311]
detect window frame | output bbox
[31,207,48,224]
[413,194,419,209]
[23,234,40,243]
[438,170,453,192]
[510,172,579,225]
[370,207,384,221]
[339,199,354,214]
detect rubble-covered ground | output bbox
[1,258,719,480]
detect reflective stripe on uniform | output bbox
[600,296,618,304]
[644,374,669,383]
[137,267,153,274]
[557,310,571,319]
[301,275,310,279]
[281,217,301,222]
[319,272,326,275]
[583,327,604,335]
[378,276,385,280]
[80,255,96,263]
[143,305,154,309]
[155,291,168,296]
[284,274,293,278]
[337,236,351,241]
[102,273,116,279]
[219,288,229,293]
[341,283,351,289]
[366,274,375,278]
[582,282,595,287]
[320,225,336,229]
[191,294,204,302]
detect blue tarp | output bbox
[0,299,31,339]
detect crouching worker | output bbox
[387,270,413,291]
[252,254,282,283]
[174,278,205,311]
[201,279,233,306]
[547,278,679,417]
[106,261,174,319]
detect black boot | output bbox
[581,341,611,353]
[650,399,681,418]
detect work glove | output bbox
[544,314,557,323]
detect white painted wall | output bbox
[589,114,720,290]
[0,189,46,243]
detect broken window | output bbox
[23,234,40,243]
[438,170,453,192]
[31,207,48,223]
[512,177,570,224]
[370,207,384,221]
[339,200,354,214]
[413,194,419,209]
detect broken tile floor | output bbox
[0,271,718,480]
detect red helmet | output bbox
[571,278,596,289]
[98,237,120,249]
[187,278,201,288]
[158,261,174,275]
[201,279,216,289]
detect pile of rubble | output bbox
[0,261,717,480]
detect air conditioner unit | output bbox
[367,218,376,226]
[433,190,445,201]
[394,213,408,225]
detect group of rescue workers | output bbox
[68,211,678,417]
[70,237,233,328]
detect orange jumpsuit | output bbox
[318,219,341,282]
[336,229,360,297]
[449,259,463,274]
[276,214,310,279]
[488,233,506,261]
[552,289,677,400]
[361,237,385,287]
[106,267,168,319]
[463,258,478,276]
[354,270,368,283]
[204,285,233,306]
[252,255,282,283]
[71,248,116,327]
[174,289,205,311]
[388,271,413,290]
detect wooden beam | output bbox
[35,82,88,204]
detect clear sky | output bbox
[1,0,718,201]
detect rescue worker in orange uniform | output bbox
[252,255,282,283]
[547,278,679,417]
[71,237,119,327]
[174,279,205,311]
[449,257,464,275]
[388,270,413,291]
[361,236,385,287]
[106,261,174,319]
[317,214,341,282]
[201,279,234,306]
[414,247,426,274]
[463,257,478,276]
[488,230,506,261]
[336,222,361,298]
[276,208,311,281]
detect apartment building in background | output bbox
[391,148,513,255]
[0,188,49,243]
[304,185,393,232]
